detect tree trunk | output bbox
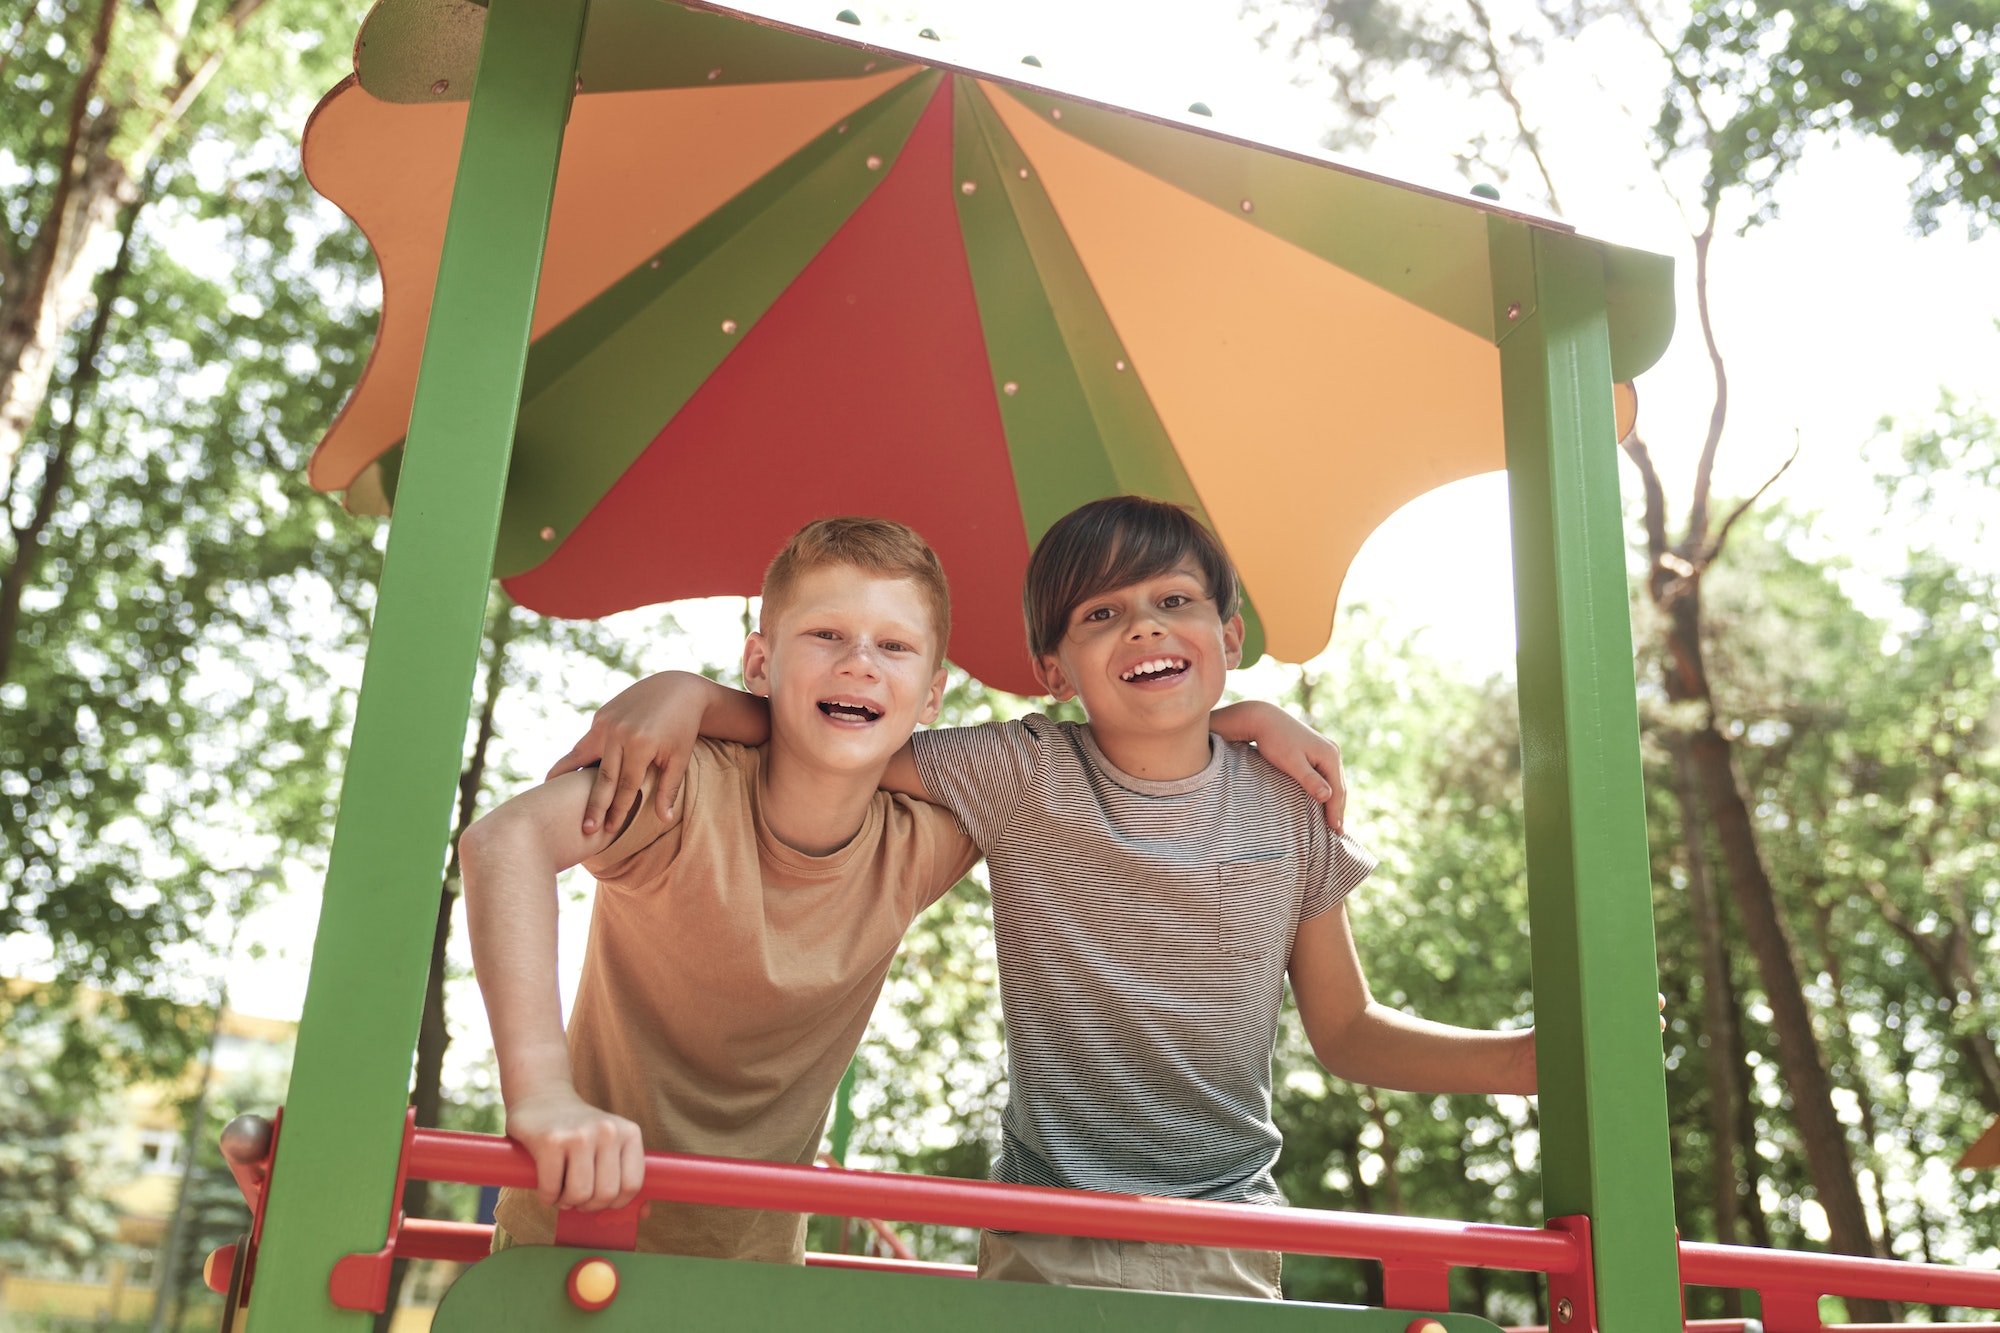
[1685,718,1885,1315]
[1668,738,1744,1266]
[0,0,125,489]
[375,601,516,1329]
[1624,417,1884,1316]
[0,177,142,683]
[0,0,271,492]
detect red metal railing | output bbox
[210,1117,2000,1331]
[409,1125,1576,1284]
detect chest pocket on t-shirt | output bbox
[1215,855,1299,958]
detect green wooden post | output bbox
[1491,222,1681,1330]
[246,2,587,1327]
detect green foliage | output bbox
[0,1004,126,1275]
[1676,0,2000,231]
[2,0,381,1081]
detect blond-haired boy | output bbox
[461,517,977,1261]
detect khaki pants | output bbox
[977,1230,1282,1301]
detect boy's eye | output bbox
[1160,593,1191,609]
[1081,606,1115,624]
[881,640,912,654]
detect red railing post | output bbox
[1544,1215,1599,1332]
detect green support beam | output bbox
[1490,222,1681,1330]
[246,2,588,1327]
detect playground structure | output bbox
[208,0,2000,1328]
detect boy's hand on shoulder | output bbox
[506,1086,647,1212]
[547,673,711,837]
[1213,700,1347,832]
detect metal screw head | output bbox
[1506,301,1523,321]
[1555,1297,1575,1323]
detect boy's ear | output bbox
[918,666,948,725]
[742,632,772,697]
[1035,654,1078,702]
[1222,613,1246,670]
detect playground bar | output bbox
[1678,1241,2000,1311]
[409,1126,1581,1274]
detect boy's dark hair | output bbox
[1023,496,1241,660]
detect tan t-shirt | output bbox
[492,739,978,1261]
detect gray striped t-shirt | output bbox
[911,715,1376,1206]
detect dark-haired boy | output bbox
[558,496,1533,1298]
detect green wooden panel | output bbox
[1489,219,1680,1332]
[244,3,586,1329]
[952,80,1266,663]
[434,1246,1509,1332]
[1600,244,1676,385]
[359,0,910,104]
[494,71,943,575]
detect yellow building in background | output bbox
[0,1004,291,1330]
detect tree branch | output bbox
[129,0,271,177]
[1700,433,1800,568]
[1683,213,1731,547]
[0,174,144,685]
[1463,0,1563,212]
[5,0,119,349]
[1624,430,1672,580]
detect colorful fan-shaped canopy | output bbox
[304,0,1672,694]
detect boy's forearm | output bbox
[684,671,772,745]
[462,822,580,1105]
[1315,1006,1537,1095]
[1209,699,1283,743]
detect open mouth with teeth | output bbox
[817,698,884,722]
[1120,656,1190,684]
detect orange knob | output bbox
[1405,1321,1448,1333]
[566,1256,619,1312]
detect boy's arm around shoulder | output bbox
[460,770,655,1212]
[1288,900,1538,1096]
[1212,699,1347,831]
[548,670,772,837]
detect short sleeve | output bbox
[579,739,734,888]
[1300,826,1379,922]
[908,718,1049,850]
[905,799,982,909]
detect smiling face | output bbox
[1035,559,1245,749]
[744,563,948,779]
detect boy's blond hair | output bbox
[760,517,952,663]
